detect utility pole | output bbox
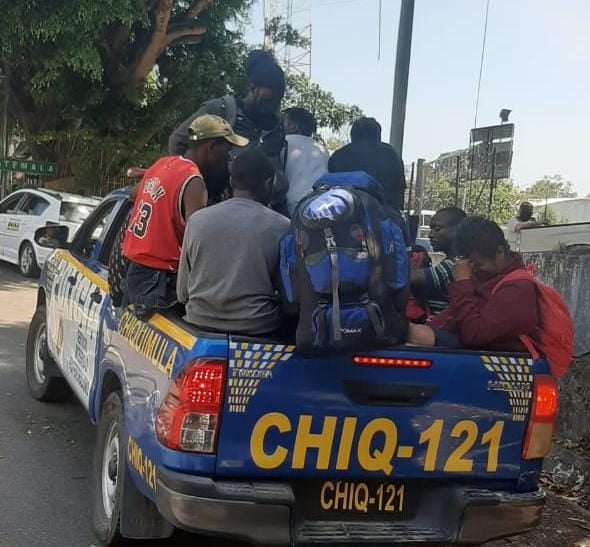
[454,155,460,207]
[1,66,8,200]
[415,158,425,215]
[389,0,415,155]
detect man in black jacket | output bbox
[329,117,406,210]
[169,50,288,213]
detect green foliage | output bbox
[264,16,311,49]
[324,135,347,154]
[420,170,456,211]
[0,0,251,187]
[420,172,520,225]
[471,180,520,224]
[284,74,362,132]
[2,1,361,190]
[541,207,558,225]
[521,174,577,199]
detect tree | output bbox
[419,169,520,225]
[0,0,251,184]
[264,16,310,50]
[522,174,577,199]
[284,74,362,132]
[324,135,347,154]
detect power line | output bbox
[473,0,491,129]
[295,0,362,12]
[377,0,382,60]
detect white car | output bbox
[0,188,100,277]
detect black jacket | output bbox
[328,140,406,210]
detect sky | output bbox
[244,0,590,196]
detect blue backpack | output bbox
[280,171,409,356]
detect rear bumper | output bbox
[156,470,545,546]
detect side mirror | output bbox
[34,225,70,249]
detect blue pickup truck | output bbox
[26,189,557,546]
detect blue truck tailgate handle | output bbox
[344,381,437,407]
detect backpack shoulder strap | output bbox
[491,269,535,296]
[518,334,540,360]
[222,95,238,127]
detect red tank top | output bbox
[123,156,201,271]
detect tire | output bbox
[19,241,40,278]
[25,306,71,402]
[92,392,127,546]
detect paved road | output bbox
[0,263,98,547]
[1,262,588,547]
[0,263,242,547]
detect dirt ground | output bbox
[487,491,590,547]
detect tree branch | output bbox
[165,24,207,47]
[185,0,213,20]
[129,0,212,94]
[130,0,174,91]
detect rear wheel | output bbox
[25,306,70,402]
[93,391,126,546]
[19,241,40,278]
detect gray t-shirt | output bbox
[177,198,290,335]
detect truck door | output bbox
[52,199,118,409]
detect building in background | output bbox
[529,197,590,224]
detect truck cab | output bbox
[27,190,556,546]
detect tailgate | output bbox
[216,338,535,482]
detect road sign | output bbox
[468,123,514,180]
[0,158,58,177]
[470,123,514,144]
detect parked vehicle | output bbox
[27,189,556,546]
[0,188,99,277]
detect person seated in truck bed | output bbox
[407,216,539,352]
[177,148,290,336]
[122,115,248,317]
[410,206,467,316]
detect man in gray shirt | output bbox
[177,149,290,335]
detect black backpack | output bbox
[280,171,409,356]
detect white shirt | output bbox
[284,134,329,216]
[506,216,521,250]
[506,216,538,251]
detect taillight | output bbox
[522,375,558,460]
[156,358,226,453]
[353,356,431,368]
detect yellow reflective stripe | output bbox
[56,250,108,292]
[147,314,197,350]
[55,250,196,350]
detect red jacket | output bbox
[430,254,539,352]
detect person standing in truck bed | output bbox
[169,50,288,213]
[328,117,406,210]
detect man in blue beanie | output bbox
[169,50,289,213]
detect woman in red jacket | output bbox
[408,216,539,352]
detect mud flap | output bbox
[120,465,175,539]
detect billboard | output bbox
[469,123,514,180]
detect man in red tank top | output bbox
[122,115,248,314]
